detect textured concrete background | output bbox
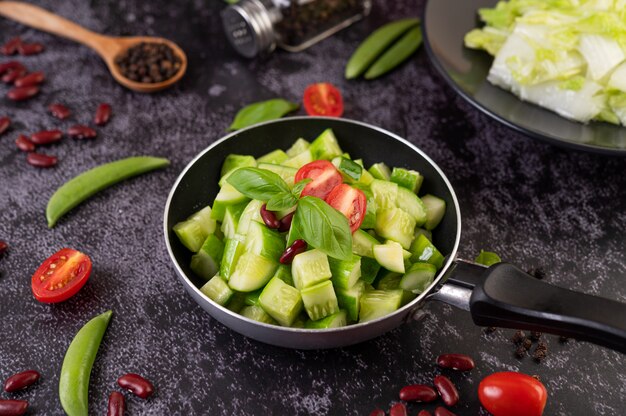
[0,0,625,415]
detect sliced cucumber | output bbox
[375,208,416,249]
[244,221,285,262]
[236,199,264,236]
[352,229,379,258]
[421,194,446,230]
[333,157,363,182]
[290,315,307,328]
[376,270,402,290]
[373,241,405,273]
[360,256,381,284]
[270,265,292,286]
[400,262,437,293]
[409,234,444,269]
[283,149,313,168]
[368,163,391,181]
[396,187,427,227]
[211,183,250,222]
[335,280,364,322]
[199,275,233,306]
[329,254,362,289]
[228,252,277,292]
[305,310,347,329]
[291,249,332,290]
[353,184,377,229]
[221,202,248,240]
[220,237,245,281]
[370,179,398,210]
[257,149,288,165]
[259,277,303,326]
[190,234,225,280]
[257,163,297,188]
[286,138,310,157]
[390,167,423,193]
[225,292,246,313]
[300,280,340,321]
[220,154,256,178]
[309,128,343,160]
[359,289,403,322]
[173,206,217,252]
[244,289,263,306]
[358,167,375,186]
[240,305,277,325]
[412,228,432,244]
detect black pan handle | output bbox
[434,261,626,353]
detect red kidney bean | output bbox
[399,384,438,402]
[15,135,35,152]
[26,152,57,168]
[389,403,407,416]
[279,239,307,264]
[7,86,39,101]
[434,407,456,416]
[0,117,10,135]
[31,129,62,145]
[436,354,475,371]
[68,125,97,140]
[0,241,7,256]
[369,410,385,416]
[278,211,294,232]
[433,375,459,407]
[117,373,154,399]
[0,400,28,416]
[49,103,71,120]
[260,204,280,229]
[4,370,40,392]
[1,37,22,56]
[94,103,112,126]
[107,391,125,416]
[417,411,432,416]
[14,71,44,88]
[0,61,24,75]
[17,43,44,56]
[2,68,26,84]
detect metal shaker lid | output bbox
[221,0,277,58]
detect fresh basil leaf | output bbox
[266,193,297,211]
[228,99,299,131]
[475,250,501,266]
[292,178,312,199]
[227,168,291,202]
[293,196,352,261]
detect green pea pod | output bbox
[345,17,420,79]
[365,26,423,80]
[229,98,299,131]
[46,156,170,228]
[59,310,113,416]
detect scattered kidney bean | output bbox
[369,410,385,416]
[30,129,62,145]
[0,61,24,75]
[260,204,280,229]
[0,117,10,135]
[17,43,44,56]
[399,384,438,402]
[14,71,44,88]
[1,37,22,55]
[389,402,407,416]
[68,125,97,140]
[107,391,125,416]
[3,370,40,392]
[0,241,7,256]
[417,411,432,416]
[2,68,26,84]
[278,211,294,232]
[94,103,112,126]
[436,354,475,371]
[279,239,307,264]
[49,103,71,120]
[15,135,35,152]
[117,373,154,399]
[433,375,459,407]
[26,152,57,168]
[0,400,28,416]
[434,407,455,416]
[7,86,39,101]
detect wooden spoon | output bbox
[0,1,187,93]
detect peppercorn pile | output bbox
[115,42,182,83]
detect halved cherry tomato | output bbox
[295,160,343,200]
[303,83,344,117]
[31,248,92,303]
[325,184,367,233]
[478,372,548,416]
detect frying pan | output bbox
[164,117,626,351]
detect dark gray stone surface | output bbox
[0,0,624,415]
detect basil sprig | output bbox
[293,196,352,261]
[228,99,299,131]
[227,168,308,211]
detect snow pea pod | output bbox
[345,18,419,79]
[46,156,170,227]
[364,26,422,79]
[59,310,112,416]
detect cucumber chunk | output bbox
[244,221,285,262]
[353,184,377,229]
[240,305,277,325]
[375,208,416,249]
[329,254,362,289]
[409,234,444,269]
[221,203,248,240]
[352,229,379,258]
[396,187,427,226]
[310,129,343,160]
[220,154,256,178]
[301,280,340,321]
[257,149,288,165]
[400,262,437,293]
[421,194,446,230]
[305,310,348,329]
[286,138,310,157]
[370,179,398,210]
[373,241,406,273]
[236,200,264,235]
[173,206,217,252]
[333,157,362,182]
[390,167,423,193]
[412,228,432,244]
[190,234,225,280]
[357,167,375,186]
[259,277,303,326]
[376,270,402,290]
[220,237,245,281]
[368,163,391,181]
[200,275,233,306]
[211,183,250,222]
[283,149,313,168]
[292,249,332,290]
[225,292,246,313]
[272,264,294,286]
[244,289,263,306]
[257,163,297,188]
[359,289,403,322]
[335,281,364,321]
[228,252,277,292]
[360,256,381,284]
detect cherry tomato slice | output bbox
[325,184,367,233]
[303,83,344,117]
[295,160,343,200]
[478,372,548,416]
[31,248,92,303]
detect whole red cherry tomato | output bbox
[478,372,548,416]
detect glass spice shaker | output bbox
[222,0,372,58]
